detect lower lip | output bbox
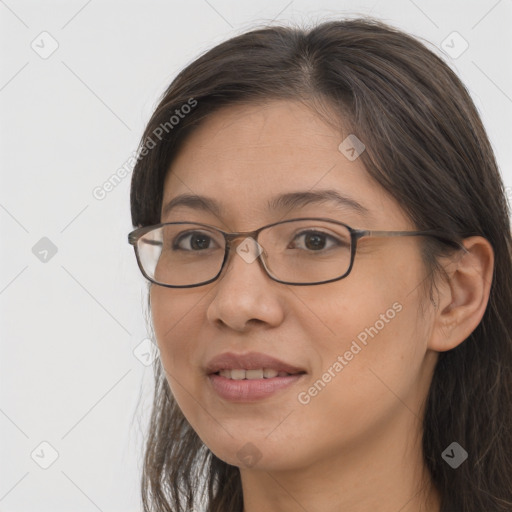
[208,373,305,402]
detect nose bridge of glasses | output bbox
[225,228,260,243]
[220,229,269,275]
[224,229,264,253]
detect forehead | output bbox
[162,100,405,228]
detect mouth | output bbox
[212,368,306,380]
[205,352,307,402]
[205,351,306,376]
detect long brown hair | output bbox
[130,18,512,512]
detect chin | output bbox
[198,431,302,472]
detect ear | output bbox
[428,236,494,352]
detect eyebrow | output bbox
[268,190,371,217]
[161,189,371,219]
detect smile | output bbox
[216,369,299,379]
[208,372,306,401]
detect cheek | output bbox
[150,289,216,440]
[296,246,422,357]
[289,297,428,461]
[150,287,204,385]
[293,252,429,414]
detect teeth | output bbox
[217,368,289,380]
[230,369,246,380]
[246,369,264,379]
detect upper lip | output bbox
[205,352,306,375]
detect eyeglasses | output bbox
[128,217,460,288]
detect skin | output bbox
[149,100,494,512]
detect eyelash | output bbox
[172,230,347,252]
[289,231,345,250]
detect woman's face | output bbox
[150,100,439,471]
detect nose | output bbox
[206,238,285,332]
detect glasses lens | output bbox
[136,223,226,286]
[260,219,352,283]
[135,220,352,286]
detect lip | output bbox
[205,351,307,402]
[205,351,306,375]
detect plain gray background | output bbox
[1,1,511,511]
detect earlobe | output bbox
[428,236,494,352]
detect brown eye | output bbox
[173,231,218,251]
[289,230,348,252]
[303,232,327,250]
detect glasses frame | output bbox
[128,217,463,288]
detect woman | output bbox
[128,18,512,512]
